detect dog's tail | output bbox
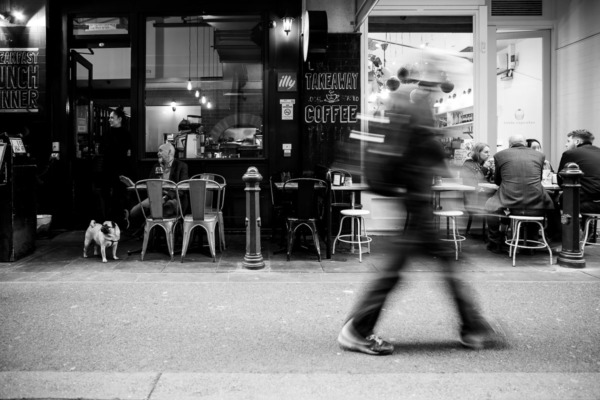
[89,220,96,228]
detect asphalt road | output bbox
[1,270,599,399]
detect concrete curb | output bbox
[1,371,600,400]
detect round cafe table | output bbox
[431,182,476,210]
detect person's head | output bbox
[508,135,527,148]
[109,106,125,128]
[158,142,175,164]
[566,129,595,150]
[471,142,491,164]
[526,138,543,152]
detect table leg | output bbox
[350,192,356,253]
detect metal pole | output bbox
[242,166,265,269]
[557,162,585,268]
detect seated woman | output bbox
[460,142,495,213]
[526,138,554,171]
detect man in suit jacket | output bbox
[124,142,189,229]
[557,129,600,214]
[485,135,554,253]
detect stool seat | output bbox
[506,214,553,267]
[333,209,372,262]
[341,209,370,217]
[433,210,465,260]
[509,215,544,221]
[433,210,464,217]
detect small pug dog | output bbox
[83,220,121,263]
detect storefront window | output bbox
[367,16,473,168]
[144,15,264,159]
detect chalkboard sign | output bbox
[301,33,361,171]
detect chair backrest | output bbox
[191,173,226,211]
[177,178,221,220]
[135,179,177,220]
[283,178,328,220]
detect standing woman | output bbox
[100,106,132,227]
[460,142,494,212]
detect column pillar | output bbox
[242,167,265,269]
[557,162,585,268]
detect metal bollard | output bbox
[557,162,585,268]
[242,166,265,269]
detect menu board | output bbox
[302,33,361,170]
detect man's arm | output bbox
[493,155,502,186]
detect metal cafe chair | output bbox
[283,178,328,262]
[133,179,180,261]
[176,178,220,262]
[192,173,227,251]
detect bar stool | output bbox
[581,213,600,255]
[505,215,553,267]
[433,210,466,260]
[332,209,372,262]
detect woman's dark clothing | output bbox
[100,126,132,223]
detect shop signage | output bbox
[301,33,361,169]
[277,72,297,92]
[0,47,40,112]
[280,99,295,120]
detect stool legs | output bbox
[333,215,371,262]
[508,219,553,267]
[581,216,599,255]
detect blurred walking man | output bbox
[338,59,497,356]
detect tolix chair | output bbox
[176,178,220,262]
[134,179,181,261]
[192,173,227,251]
[283,178,328,262]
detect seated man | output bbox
[121,142,188,230]
[557,129,600,214]
[484,134,554,253]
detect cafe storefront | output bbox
[43,0,310,229]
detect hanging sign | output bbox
[0,48,40,112]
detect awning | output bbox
[355,0,379,31]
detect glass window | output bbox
[145,15,264,159]
[367,16,473,168]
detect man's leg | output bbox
[485,208,506,252]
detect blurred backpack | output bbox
[362,111,414,197]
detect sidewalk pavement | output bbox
[2,229,599,279]
[1,230,599,400]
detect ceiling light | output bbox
[282,16,293,36]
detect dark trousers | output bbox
[486,208,550,245]
[346,196,487,337]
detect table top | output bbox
[431,183,476,192]
[274,182,370,191]
[478,182,561,191]
[129,181,223,190]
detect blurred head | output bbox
[109,106,125,128]
[508,135,527,148]
[526,138,543,152]
[566,129,595,150]
[158,142,175,164]
[471,142,491,164]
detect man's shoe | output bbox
[486,242,505,254]
[460,321,499,350]
[338,319,394,356]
